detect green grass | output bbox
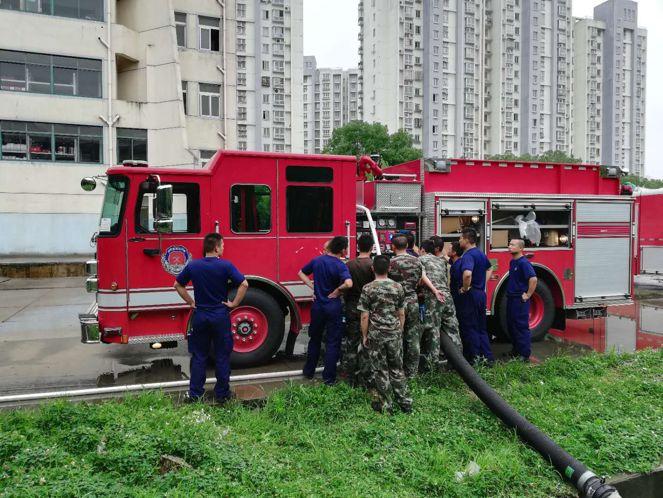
[1,350,661,497]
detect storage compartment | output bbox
[492,229,509,248]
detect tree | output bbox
[622,175,663,189]
[487,150,581,164]
[381,129,422,165]
[323,121,422,166]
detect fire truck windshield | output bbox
[98,176,128,236]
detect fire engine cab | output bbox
[79,151,635,367]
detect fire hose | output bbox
[439,331,621,498]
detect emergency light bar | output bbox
[122,160,149,167]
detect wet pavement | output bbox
[0,277,661,396]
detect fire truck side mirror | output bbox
[81,177,97,191]
[154,185,173,234]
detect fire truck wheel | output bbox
[498,280,555,342]
[229,288,285,368]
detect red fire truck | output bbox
[634,189,663,275]
[79,151,635,367]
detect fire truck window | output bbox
[491,206,571,249]
[99,176,128,237]
[286,186,333,233]
[136,183,200,234]
[230,185,271,233]
[286,166,333,183]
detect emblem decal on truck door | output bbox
[161,245,191,275]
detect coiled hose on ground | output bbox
[439,331,621,498]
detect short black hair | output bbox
[406,233,415,249]
[461,228,478,245]
[420,239,435,254]
[372,255,390,276]
[431,235,444,252]
[203,233,223,254]
[328,236,348,255]
[451,241,463,256]
[357,233,374,253]
[392,235,408,250]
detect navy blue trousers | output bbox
[188,308,233,399]
[457,289,494,364]
[507,296,531,359]
[303,300,344,384]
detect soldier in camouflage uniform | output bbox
[358,255,412,413]
[419,239,462,370]
[388,235,445,378]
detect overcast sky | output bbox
[303,0,663,178]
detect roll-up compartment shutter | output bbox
[641,247,663,274]
[575,201,632,301]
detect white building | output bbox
[483,0,522,156]
[422,0,484,159]
[358,0,424,146]
[303,56,359,154]
[520,0,573,156]
[234,0,303,153]
[593,0,646,175]
[573,18,605,165]
[0,0,303,255]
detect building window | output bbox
[175,12,187,47]
[181,81,187,115]
[0,49,101,97]
[116,128,147,163]
[0,120,102,163]
[231,184,271,233]
[236,3,246,18]
[199,149,216,165]
[237,72,246,86]
[1,0,104,21]
[199,83,220,117]
[199,16,220,52]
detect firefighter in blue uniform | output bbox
[298,236,353,385]
[506,238,538,362]
[448,241,464,344]
[457,228,495,364]
[174,233,249,402]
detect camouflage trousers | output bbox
[421,297,463,370]
[403,299,424,378]
[367,333,412,412]
[339,308,373,387]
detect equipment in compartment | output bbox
[357,215,419,254]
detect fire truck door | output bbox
[278,163,342,295]
[125,182,203,311]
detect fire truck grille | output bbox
[375,183,421,212]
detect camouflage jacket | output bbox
[419,254,451,300]
[388,254,423,301]
[357,279,405,337]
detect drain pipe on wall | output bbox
[439,332,621,498]
[98,0,119,167]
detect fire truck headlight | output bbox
[86,277,98,293]
[559,234,569,245]
[85,260,97,276]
